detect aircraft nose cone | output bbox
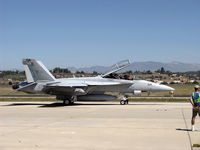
[160,85,175,91]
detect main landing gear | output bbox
[56,95,76,105]
[63,96,76,105]
[119,95,129,105]
[63,99,71,105]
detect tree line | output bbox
[1,67,200,79]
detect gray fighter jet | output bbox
[12,59,174,105]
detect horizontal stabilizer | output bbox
[16,82,37,93]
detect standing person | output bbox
[189,85,200,131]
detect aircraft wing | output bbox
[45,82,88,88]
[44,81,132,96]
[83,81,132,86]
[45,80,131,88]
[101,60,130,77]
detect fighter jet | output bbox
[12,59,174,105]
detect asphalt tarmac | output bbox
[0,101,199,150]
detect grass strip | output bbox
[193,144,200,147]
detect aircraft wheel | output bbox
[120,100,126,105]
[63,100,70,105]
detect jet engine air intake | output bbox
[74,88,86,95]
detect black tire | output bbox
[120,100,126,105]
[63,100,70,105]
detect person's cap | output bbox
[194,85,200,89]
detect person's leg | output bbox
[191,116,196,125]
[191,109,197,131]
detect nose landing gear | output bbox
[119,95,129,105]
[120,99,129,105]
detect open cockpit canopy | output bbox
[101,60,130,78]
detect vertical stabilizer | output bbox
[22,59,55,82]
[24,65,34,83]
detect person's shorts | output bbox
[192,108,200,117]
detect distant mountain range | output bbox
[68,61,200,73]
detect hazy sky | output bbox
[0,0,200,70]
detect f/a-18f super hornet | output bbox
[12,59,174,105]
